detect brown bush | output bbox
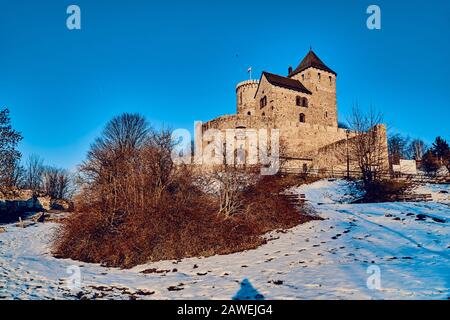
[356,179,412,203]
[54,172,316,268]
[53,114,316,268]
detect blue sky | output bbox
[0,0,449,169]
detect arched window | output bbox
[302,98,308,107]
[299,113,306,123]
[318,73,321,80]
[302,74,305,81]
[329,76,332,84]
[296,96,302,106]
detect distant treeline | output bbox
[0,107,73,199]
[388,133,450,172]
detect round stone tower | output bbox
[236,80,259,116]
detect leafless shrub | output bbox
[355,179,412,203]
[347,106,388,188]
[54,113,316,268]
[199,165,259,218]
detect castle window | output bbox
[260,96,267,108]
[247,111,251,116]
[318,73,321,80]
[302,74,305,81]
[302,98,308,107]
[303,163,308,173]
[325,111,328,118]
[262,112,266,117]
[296,97,308,107]
[329,76,332,84]
[299,113,306,123]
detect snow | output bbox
[1,179,449,300]
[287,178,364,204]
[413,183,450,203]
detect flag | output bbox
[247,67,252,73]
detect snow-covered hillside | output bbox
[1,179,449,300]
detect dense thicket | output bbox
[54,113,314,268]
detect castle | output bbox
[202,49,388,173]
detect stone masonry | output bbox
[202,49,389,172]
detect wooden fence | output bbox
[280,168,450,184]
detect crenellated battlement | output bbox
[235,79,259,91]
[236,79,260,116]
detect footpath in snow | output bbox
[0,179,449,300]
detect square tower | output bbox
[288,50,338,127]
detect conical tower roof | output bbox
[289,50,336,77]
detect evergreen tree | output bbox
[422,137,450,173]
[432,137,450,161]
[0,108,23,187]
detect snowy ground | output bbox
[0,179,449,300]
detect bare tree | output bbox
[407,139,426,161]
[77,113,186,228]
[388,134,410,165]
[24,154,45,194]
[212,165,257,218]
[95,113,150,154]
[42,166,73,199]
[198,140,260,218]
[347,106,389,188]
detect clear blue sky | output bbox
[0,0,449,169]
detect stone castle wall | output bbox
[290,67,338,127]
[201,58,389,173]
[202,114,354,170]
[236,80,259,116]
[313,124,389,172]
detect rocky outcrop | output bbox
[0,188,53,223]
[0,195,51,213]
[50,199,73,211]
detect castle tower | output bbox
[289,50,338,127]
[236,80,259,116]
